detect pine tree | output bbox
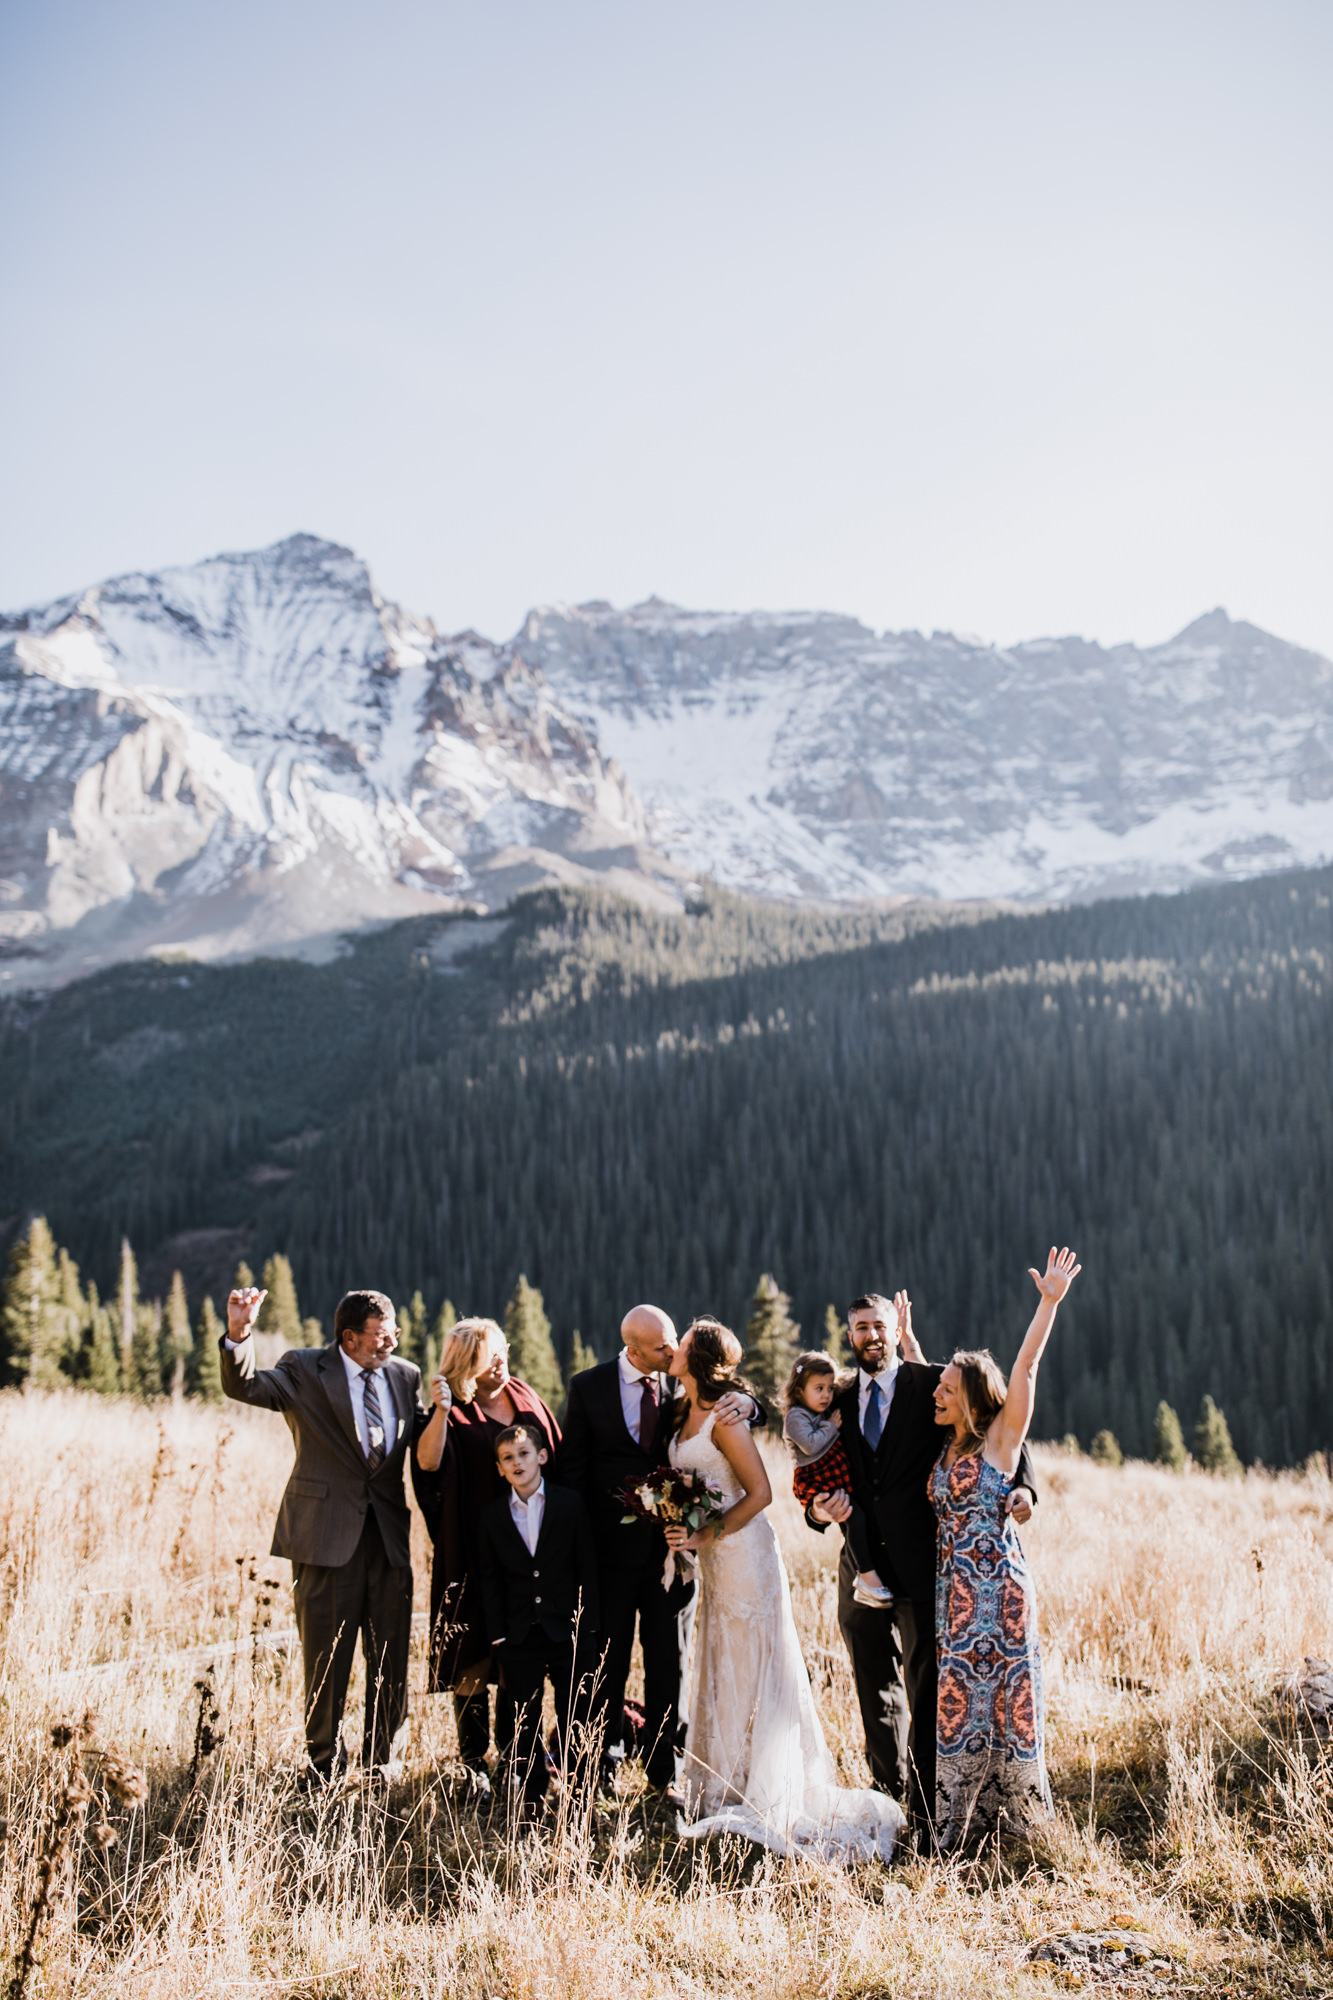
[396,1290,428,1367]
[257,1255,302,1348]
[117,1239,139,1379]
[86,1298,121,1395]
[1194,1394,1242,1476]
[1153,1400,1187,1471]
[164,1270,193,1398]
[130,1301,164,1400]
[823,1304,850,1368]
[54,1248,89,1376]
[504,1275,563,1416]
[1090,1429,1123,1467]
[744,1273,800,1405]
[233,1260,255,1291]
[301,1316,323,1348]
[567,1328,598,1386]
[1,1217,64,1386]
[425,1298,457,1382]
[192,1297,224,1402]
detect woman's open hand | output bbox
[1028,1245,1081,1303]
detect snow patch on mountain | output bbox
[0,536,664,987]
[519,599,1333,902]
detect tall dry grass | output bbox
[1,1390,1331,1997]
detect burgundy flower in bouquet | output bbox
[619,1464,727,1588]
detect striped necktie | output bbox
[361,1368,387,1472]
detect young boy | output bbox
[479,1422,601,1816]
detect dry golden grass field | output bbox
[2,1389,1332,1999]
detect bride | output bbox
[663,1317,904,1862]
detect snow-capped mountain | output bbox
[3,531,1331,988]
[518,600,1333,903]
[0,536,665,987]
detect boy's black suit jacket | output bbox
[479,1482,601,1650]
[826,1362,1038,1602]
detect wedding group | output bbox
[221,1243,1080,1862]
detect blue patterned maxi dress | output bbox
[928,1450,1052,1847]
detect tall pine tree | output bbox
[192,1297,224,1402]
[1,1217,64,1386]
[130,1300,164,1400]
[823,1304,850,1368]
[1153,1401,1187,1471]
[424,1298,456,1382]
[396,1290,428,1367]
[164,1270,193,1399]
[504,1275,563,1416]
[117,1239,139,1382]
[744,1274,800,1405]
[567,1329,598,1387]
[257,1255,302,1349]
[1194,1395,1242,1476]
[86,1293,121,1395]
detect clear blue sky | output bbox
[2,1,1330,652]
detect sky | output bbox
[2,0,1330,654]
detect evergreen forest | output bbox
[1,865,1330,1466]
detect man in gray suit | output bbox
[222,1283,439,1782]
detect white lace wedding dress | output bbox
[670,1412,904,1862]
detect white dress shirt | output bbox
[858,1353,901,1438]
[509,1477,546,1555]
[338,1344,390,1459]
[618,1347,665,1444]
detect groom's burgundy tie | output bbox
[638,1373,659,1446]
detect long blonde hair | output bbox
[439,1317,506,1404]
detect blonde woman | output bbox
[929,1246,1081,1849]
[412,1317,561,1790]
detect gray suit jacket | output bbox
[220,1338,429,1568]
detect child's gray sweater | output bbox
[783,1405,841,1466]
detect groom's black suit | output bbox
[561,1359,691,1787]
[810,1361,1036,1836]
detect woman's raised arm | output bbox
[414,1372,454,1472]
[990,1248,1081,1462]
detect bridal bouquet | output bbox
[619,1466,727,1589]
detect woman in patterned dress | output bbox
[928,1246,1081,1849]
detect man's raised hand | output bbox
[1027,1246,1081,1304]
[893,1290,926,1364]
[226,1286,267,1341]
[713,1390,753,1429]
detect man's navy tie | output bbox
[863,1378,884,1449]
[361,1368,387,1472]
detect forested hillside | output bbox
[2,869,1330,1464]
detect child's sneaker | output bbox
[853,1580,895,1609]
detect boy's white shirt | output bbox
[508,1476,545,1555]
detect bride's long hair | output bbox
[673,1315,750,1425]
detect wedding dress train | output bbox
[670,1413,904,1862]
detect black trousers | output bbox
[497,1627,599,1806]
[291,1511,412,1774]
[591,1559,691,1788]
[835,1542,937,1834]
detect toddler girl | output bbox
[783,1352,893,1609]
